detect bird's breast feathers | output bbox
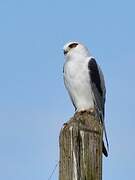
[64,57,94,111]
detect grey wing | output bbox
[88,58,105,118]
[97,64,106,117]
[88,58,109,156]
[97,64,109,153]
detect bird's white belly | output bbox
[64,60,94,111]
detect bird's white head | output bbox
[63,41,90,59]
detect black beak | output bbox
[64,50,68,55]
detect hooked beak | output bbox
[64,50,68,55]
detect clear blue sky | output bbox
[0,0,135,179]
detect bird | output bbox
[63,41,108,157]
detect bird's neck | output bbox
[67,52,90,62]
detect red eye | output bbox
[68,43,78,49]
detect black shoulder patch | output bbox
[88,58,103,96]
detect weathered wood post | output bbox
[59,111,103,180]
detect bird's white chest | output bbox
[64,59,94,111]
[64,60,87,80]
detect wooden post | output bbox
[59,111,103,180]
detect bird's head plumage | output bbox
[63,41,90,59]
